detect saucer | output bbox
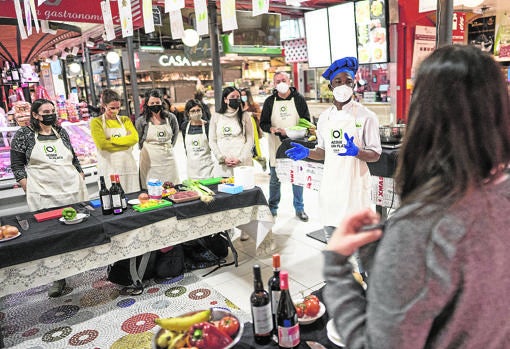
[326,319,345,347]
[59,213,88,225]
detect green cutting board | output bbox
[132,200,173,212]
[198,177,223,186]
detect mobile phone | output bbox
[358,222,385,232]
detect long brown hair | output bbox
[395,45,510,208]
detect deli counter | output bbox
[0,121,100,215]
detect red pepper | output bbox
[189,321,233,349]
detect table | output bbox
[0,186,274,298]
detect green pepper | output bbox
[62,207,77,220]
[189,322,233,349]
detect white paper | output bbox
[165,0,185,12]
[221,0,238,32]
[252,0,269,17]
[37,0,46,5]
[29,0,40,33]
[143,0,155,33]
[419,0,463,13]
[24,0,32,36]
[14,0,28,40]
[169,10,184,40]
[411,26,436,78]
[118,0,134,38]
[194,0,209,36]
[101,1,116,41]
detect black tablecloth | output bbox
[238,287,343,348]
[0,186,268,268]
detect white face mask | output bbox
[333,85,353,103]
[276,82,290,95]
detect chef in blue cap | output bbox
[286,57,381,242]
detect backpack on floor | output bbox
[182,232,234,275]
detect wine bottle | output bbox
[250,265,273,345]
[114,174,128,210]
[268,253,281,335]
[277,270,300,348]
[109,174,123,215]
[99,175,112,215]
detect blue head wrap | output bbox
[322,57,359,80]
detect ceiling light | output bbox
[106,51,120,64]
[182,29,200,47]
[69,63,81,74]
[461,0,484,7]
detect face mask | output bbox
[333,85,353,103]
[241,96,248,102]
[276,82,290,95]
[148,105,163,113]
[228,98,241,110]
[41,113,57,126]
[190,111,202,120]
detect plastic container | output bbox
[147,179,163,200]
[218,183,244,194]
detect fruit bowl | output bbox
[152,307,244,349]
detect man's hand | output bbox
[285,142,309,161]
[338,132,359,157]
[326,209,382,256]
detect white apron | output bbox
[185,122,214,179]
[267,98,300,167]
[213,113,248,177]
[26,129,87,211]
[319,106,371,227]
[139,121,179,188]
[96,115,140,193]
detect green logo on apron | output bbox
[222,126,232,136]
[330,129,343,139]
[280,105,287,113]
[112,134,121,138]
[192,140,200,147]
[158,131,166,137]
[44,145,56,154]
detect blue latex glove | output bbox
[285,142,309,161]
[338,132,359,157]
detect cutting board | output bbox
[34,208,64,222]
[132,200,173,212]
[198,177,223,186]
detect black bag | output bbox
[107,246,184,287]
[182,232,236,276]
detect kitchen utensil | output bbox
[132,199,172,212]
[33,208,64,222]
[306,341,328,349]
[16,215,29,230]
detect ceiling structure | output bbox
[1,0,510,65]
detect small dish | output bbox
[0,231,21,242]
[297,300,326,325]
[326,319,345,347]
[127,199,140,205]
[59,213,88,225]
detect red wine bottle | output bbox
[109,174,123,215]
[268,254,281,335]
[99,175,112,215]
[114,174,128,210]
[250,265,273,344]
[277,270,300,348]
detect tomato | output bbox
[218,315,240,337]
[304,295,320,305]
[295,303,306,318]
[304,299,321,317]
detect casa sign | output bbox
[158,54,212,67]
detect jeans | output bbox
[269,166,304,215]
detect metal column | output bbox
[84,47,97,106]
[436,0,453,47]
[208,0,223,112]
[126,37,141,119]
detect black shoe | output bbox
[48,279,66,298]
[296,211,309,222]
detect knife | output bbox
[306,341,328,349]
[16,215,29,230]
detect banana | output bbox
[156,329,174,348]
[154,309,211,332]
[168,333,187,349]
[307,135,317,142]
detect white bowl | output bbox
[296,300,326,325]
[59,213,88,225]
[285,128,307,140]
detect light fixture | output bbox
[106,51,120,64]
[182,29,200,47]
[140,45,165,53]
[461,0,484,7]
[69,63,81,74]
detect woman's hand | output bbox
[18,178,27,192]
[225,157,240,167]
[326,209,382,256]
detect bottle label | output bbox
[278,324,300,347]
[251,303,273,334]
[271,290,281,315]
[101,195,112,209]
[121,197,127,209]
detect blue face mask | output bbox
[241,96,248,102]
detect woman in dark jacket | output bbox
[135,89,180,189]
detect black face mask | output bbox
[228,99,241,110]
[148,105,163,113]
[41,113,57,126]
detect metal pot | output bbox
[379,124,406,143]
